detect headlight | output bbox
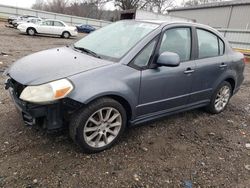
[20,79,74,103]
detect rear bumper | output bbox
[70,31,78,37]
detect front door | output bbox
[38,20,54,34]
[137,27,195,118]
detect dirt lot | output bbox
[0,22,250,188]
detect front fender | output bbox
[67,64,141,119]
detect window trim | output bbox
[195,27,225,60]
[129,25,196,70]
[218,37,225,56]
[129,35,160,70]
[156,26,193,63]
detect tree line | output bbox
[32,0,228,21]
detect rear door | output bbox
[136,26,196,117]
[53,21,66,35]
[189,28,228,104]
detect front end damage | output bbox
[5,78,82,131]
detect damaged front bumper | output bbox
[5,78,82,131]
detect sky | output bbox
[0,0,184,10]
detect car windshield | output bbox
[74,21,159,61]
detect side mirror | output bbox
[156,52,180,67]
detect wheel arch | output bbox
[62,30,71,36]
[224,77,235,93]
[26,27,37,33]
[213,70,237,95]
[84,94,133,123]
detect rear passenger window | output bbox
[159,28,191,62]
[197,29,224,58]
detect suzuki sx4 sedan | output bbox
[5,20,245,153]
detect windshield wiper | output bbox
[73,45,101,59]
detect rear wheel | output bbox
[62,31,70,39]
[27,28,36,36]
[206,81,232,114]
[69,98,127,153]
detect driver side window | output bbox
[42,21,53,26]
[159,27,191,62]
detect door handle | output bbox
[184,68,195,74]
[219,63,228,68]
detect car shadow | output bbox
[19,33,78,40]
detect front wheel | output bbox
[206,81,232,114]
[69,98,127,153]
[27,28,36,36]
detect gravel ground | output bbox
[0,22,250,188]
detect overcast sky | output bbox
[0,0,184,10]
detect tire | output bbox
[206,81,232,114]
[69,97,127,153]
[27,28,36,36]
[62,31,70,39]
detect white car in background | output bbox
[17,19,78,38]
[12,15,39,26]
[14,17,42,28]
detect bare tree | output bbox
[32,0,45,10]
[32,0,118,21]
[46,0,70,13]
[114,0,152,10]
[153,0,176,13]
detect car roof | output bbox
[133,19,225,42]
[43,19,64,22]
[135,19,218,32]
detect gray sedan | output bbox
[5,20,245,153]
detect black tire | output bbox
[205,81,232,114]
[69,97,127,153]
[62,31,70,39]
[27,28,36,36]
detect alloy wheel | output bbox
[83,107,122,148]
[63,32,69,38]
[214,85,231,112]
[28,29,35,36]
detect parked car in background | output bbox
[14,17,42,28]
[7,15,18,24]
[5,20,245,153]
[76,24,96,33]
[11,15,39,26]
[17,19,78,38]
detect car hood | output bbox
[7,47,113,85]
